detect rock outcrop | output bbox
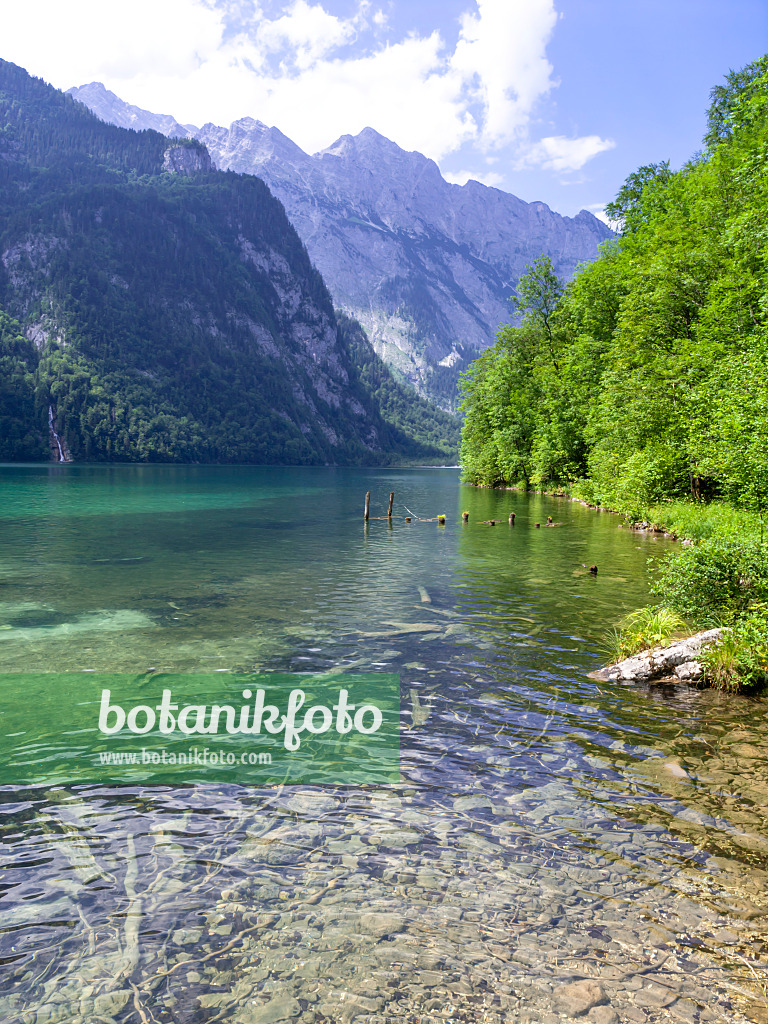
[163,142,213,174]
[593,629,725,684]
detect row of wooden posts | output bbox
[363,491,392,520]
[364,492,533,525]
[362,493,596,571]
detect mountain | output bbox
[64,80,197,140]
[67,83,613,408]
[0,60,459,464]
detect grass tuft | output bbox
[601,605,688,664]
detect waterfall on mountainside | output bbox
[49,405,66,463]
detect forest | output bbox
[459,56,768,688]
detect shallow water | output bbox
[0,465,767,1024]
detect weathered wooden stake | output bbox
[462,512,469,522]
[364,491,371,521]
[509,512,516,524]
[387,492,394,518]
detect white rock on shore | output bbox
[593,629,724,683]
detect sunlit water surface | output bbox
[1,465,767,1024]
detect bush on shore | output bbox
[621,503,768,691]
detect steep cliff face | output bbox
[163,141,213,174]
[69,84,613,407]
[1,60,458,464]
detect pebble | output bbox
[237,995,302,1023]
[553,979,608,1016]
[453,795,494,812]
[588,1007,619,1024]
[358,912,406,937]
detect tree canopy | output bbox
[460,54,768,518]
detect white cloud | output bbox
[519,134,615,172]
[3,0,224,87]
[450,0,557,148]
[443,169,505,188]
[584,203,611,226]
[256,0,356,70]
[2,0,612,178]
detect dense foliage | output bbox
[0,59,459,465]
[459,56,768,687]
[461,55,768,513]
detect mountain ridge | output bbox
[68,82,612,407]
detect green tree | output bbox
[604,161,673,235]
[704,55,768,150]
[513,255,564,372]
[459,326,541,486]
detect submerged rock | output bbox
[553,980,608,1016]
[592,629,724,684]
[235,994,301,1023]
[358,911,406,936]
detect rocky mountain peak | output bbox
[318,127,443,186]
[67,82,196,139]
[195,117,311,177]
[320,126,405,158]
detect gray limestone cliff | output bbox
[68,81,195,139]
[163,141,213,174]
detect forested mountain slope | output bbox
[0,59,459,464]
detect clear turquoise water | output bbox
[0,464,661,676]
[0,465,766,1023]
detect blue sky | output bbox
[3,0,766,219]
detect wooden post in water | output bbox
[462,512,469,522]
[364,491,371,521]
[387,492,394,519]
[509,512,516,525]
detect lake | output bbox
[0,464,767,1024]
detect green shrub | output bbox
[700,607,768,691]
[641,501,759,543]
[651,536,768,625]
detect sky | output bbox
[2,0,766,220]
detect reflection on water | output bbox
[0,465,767,1023]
